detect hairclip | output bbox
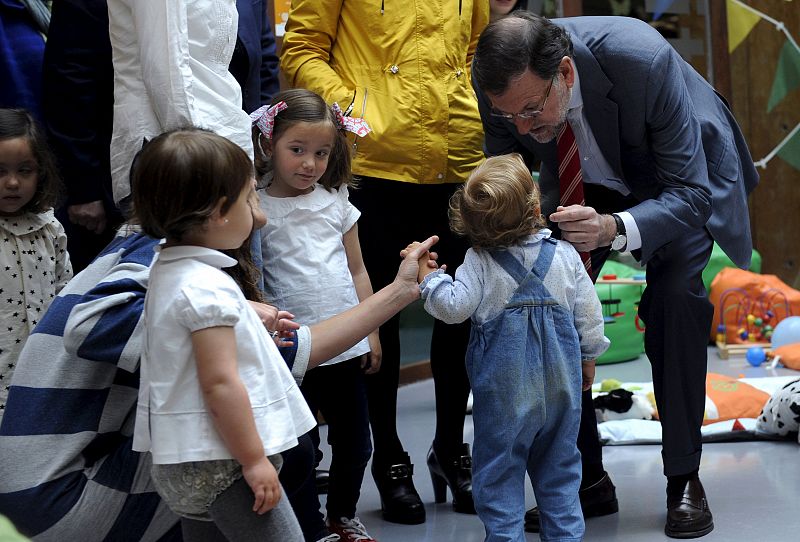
[250,101,288,140]
[331,103,371,137]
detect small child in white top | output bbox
[250,88,380,541]
[130,128,315,540]
[414,154,609,541]
[0,109,72,419]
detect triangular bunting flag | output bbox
[653,0,676,21]
[767,40,800,113]
[777,127,800,172]
[727,0,761,53]
[732,418,745,431]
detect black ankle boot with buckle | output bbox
[371,452,425,525]
[427,443,476,514]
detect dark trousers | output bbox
[577,184,714,478]
[301,358,372,521]
[349,177,472,464]
[281,432,330,541]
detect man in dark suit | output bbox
[472,12,758,539]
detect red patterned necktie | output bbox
[557,122,592,275]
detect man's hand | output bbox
[549,205,616,252]
[68,201,107,234]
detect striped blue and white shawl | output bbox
[0,231,307,540]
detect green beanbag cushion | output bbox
[595,260,646,365]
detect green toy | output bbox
[595,260,646,364]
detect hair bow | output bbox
[250,101,288,140]
[331,103,371,138]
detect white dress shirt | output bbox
[567,67,642,252]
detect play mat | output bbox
[593,374,800,445]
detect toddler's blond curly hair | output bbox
[449,153,546,249]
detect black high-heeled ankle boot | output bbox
[427,443,476,514]
[371,452,426,525]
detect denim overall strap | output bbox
[489,236,558,293]
[530,237,557,283]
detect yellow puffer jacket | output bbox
[280,0,488,184]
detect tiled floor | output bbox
[319,347,800,541]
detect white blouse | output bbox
[0,210,72,415]
[259,185,369,366]
[108,0,254,205]
[133,245,316,464]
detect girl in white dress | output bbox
[251,89,380,542]
[130,128,316,540]
[0,109,72,419]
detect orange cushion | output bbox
[703,373,771,425]
[773,343,800,370]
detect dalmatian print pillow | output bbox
[757,378,800,443]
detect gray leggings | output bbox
[179,475,303,541]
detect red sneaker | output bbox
[327,517,378,542]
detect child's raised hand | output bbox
[401,241,442,283]
[396,236,440,288]
[242,456,281,515]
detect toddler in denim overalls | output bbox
[416,154,609,542]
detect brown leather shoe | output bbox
[524,471,618,533]
[665,478,714,539]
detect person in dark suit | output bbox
[42,0,279,272]
[471,12,758,539]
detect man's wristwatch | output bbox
[611,214,627,251]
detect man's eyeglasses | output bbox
[490,76,555,121]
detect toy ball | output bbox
[747,314,756,324]
[600,378,623,392]
[771,316,800,348]
[746,347,766,366]
[755,317,763,327]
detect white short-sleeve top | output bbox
[259,185,369,366]
[133,245,316,465]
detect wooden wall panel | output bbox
[727,1,800,287]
